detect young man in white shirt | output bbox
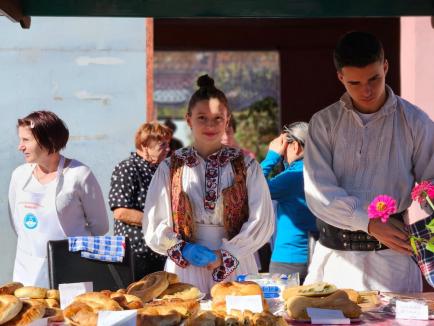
[303,31,434,292]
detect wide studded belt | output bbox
[317,211,406,251]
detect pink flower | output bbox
[368,195,397,223]
[411,181,434,204]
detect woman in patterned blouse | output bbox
[108,122,172,280]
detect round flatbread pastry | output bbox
[0,282,24,295]
[127,273,169,303]
[64,301,97,326]
[46,289,60,300]
[283,282,337,300]
[0,294,23,324]
[2,300,45,326]
[14,286,47,299]
[158,283,202,300]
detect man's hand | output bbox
[368,218,412,255]
[269,134,288,156]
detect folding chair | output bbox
[47,238,135,291]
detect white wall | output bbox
[400,17,434,223]
[0,17,147,283]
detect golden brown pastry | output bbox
[110,293,144,310]
[282,282,337,300]
[64,301,97,326]
[285,290,362,320]
[0,294,23,324]
[46,289,60,300]
[0,282,24,295]
[158,282,202,300]
[3,300,45,326]
[74,292,123,311]
[138,311,183,326]
[186,310,226,326]
[14,286,47,299]
[139,298,200,318]
[44,307,65,322]
[211,281,269,313]
[35,298,60,308]
[341,289,362,303]
[127,272,170,303]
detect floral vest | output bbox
[170,149,249,242]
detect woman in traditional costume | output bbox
[143,75,275,294]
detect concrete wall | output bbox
[400,17,434,223]
[0,17,147,284]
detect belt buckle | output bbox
[375,241,383,250]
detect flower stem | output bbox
[426,196,434,212]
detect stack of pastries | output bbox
[0,282,63,325]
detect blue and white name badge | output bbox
[23,213,38,229]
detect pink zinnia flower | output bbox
[411,181,434,204]
[368,195,397,223]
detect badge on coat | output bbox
[23,213,38,229]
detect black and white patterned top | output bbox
[109,152,163,259]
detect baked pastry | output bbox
[158,282,202,300]
[282,282,337,300]
[64,301,98,326]
[138,311,183,326]
[211,281,268,313]
[0,282,24,295]
[14,286,47,299]
[44,307,65,322]
[74,292,123,311]
[46,289,60,300]
[127,272,170,302]
[341,289,362,303]
[0,294,23,324]
[2,300,45,326]
[139,299,200,318]
[110,293,144,310]
[35,298,60,308]
[185,310,225,326]
[285,290,362,320]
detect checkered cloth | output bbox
[409,214,434,288]
[68,236,126,263]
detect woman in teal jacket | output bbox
[260,122,317,282]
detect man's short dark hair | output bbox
[333,31,384,71]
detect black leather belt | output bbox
[317,211,406,251]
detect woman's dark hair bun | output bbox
[197,74,215,88]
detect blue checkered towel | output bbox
[68,236,126,263]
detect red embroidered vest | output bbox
[170,153,249,242]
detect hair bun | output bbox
[197,74,215,89]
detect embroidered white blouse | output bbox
[142,147,275,260]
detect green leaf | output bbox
[426,237,434,253]
[410,237,419,256]
[426,218,434,233]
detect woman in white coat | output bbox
[9,110,109,288]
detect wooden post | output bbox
[146,18,155,122]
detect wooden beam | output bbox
[0,0,31,28]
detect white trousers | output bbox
[305,242,422,293]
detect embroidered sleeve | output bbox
[167,240,189,268]
[212,249,239,282]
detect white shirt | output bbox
[303,85,434,233]
[9,159,109,236]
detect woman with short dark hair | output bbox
[9,110,109,287]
